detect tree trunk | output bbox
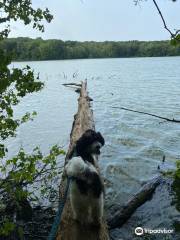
[56,81,110,240]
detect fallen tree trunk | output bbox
[107,176,162,229]
[56,81,109,240]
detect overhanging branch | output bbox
[152,0,180,41]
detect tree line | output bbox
[1,37,180,61]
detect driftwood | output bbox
[62,83,82,87]
[62,83,82,93]
[107,176,162,229]
[112,107,180,123]
[56,81,109,240]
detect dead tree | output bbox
[56,81,109,240]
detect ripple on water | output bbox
[117,137,143,148]
[138,145,165,159]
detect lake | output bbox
[10,57,180,239]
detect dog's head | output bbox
[75,129,105,161]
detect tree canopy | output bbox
[1,38,180,61]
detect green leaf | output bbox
[0,220,15,236]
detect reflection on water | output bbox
[10,57,180,239]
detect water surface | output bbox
[10,57,180,239]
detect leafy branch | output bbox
[0,145,65,237]
[0,146,65,195]
[134,0,180,45]
[0,0,53,36]
[152,0,180,44]
[0,1,63,238]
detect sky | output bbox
[6,0,180,41]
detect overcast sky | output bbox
[7,0,180,41]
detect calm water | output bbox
[10,57,180,239]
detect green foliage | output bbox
[162,160,180,180]
[175,160,180,179]
[0,1,65,238]
[171,34,180,46]
[0,219,15,236]
[0,60,44,143]
[0,0,53,36]
[1,38,180,61]
[0,146,65,201]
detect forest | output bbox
[1,37,180,61]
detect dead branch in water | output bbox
[112,107,180,123]
[63,82,82,93]
[62,82,82,87]
[107,176,162,229]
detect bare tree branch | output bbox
[112,107,180,123]
[62,82,82,87]
[152,0,180,41]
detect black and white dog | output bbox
[65,129,105,226]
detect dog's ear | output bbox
[96,132,105,146]
[82,129,96,139]
[76,129,95,156]
[76,135,89,156]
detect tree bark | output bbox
[56,81,109,240]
